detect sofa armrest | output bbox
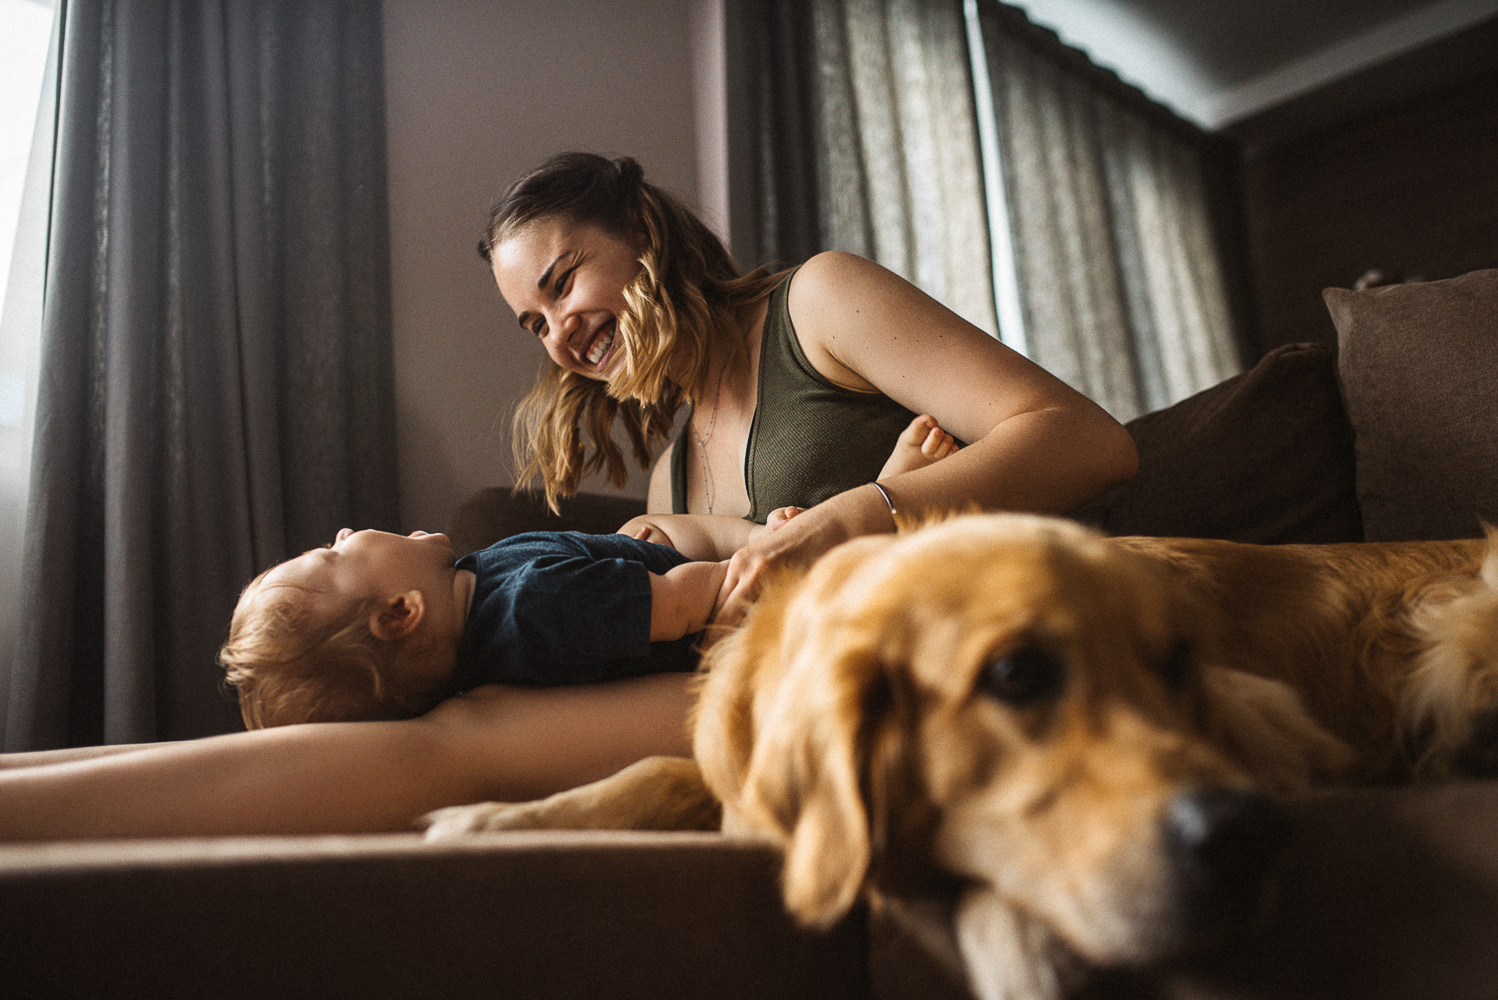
[0,831,868,1000]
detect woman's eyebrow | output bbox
[516,251,573,330]
[536,250,573,292]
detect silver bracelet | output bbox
[870,481,897,524]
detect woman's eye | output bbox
[556,267,576,295]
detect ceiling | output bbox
[1008,0,1498,131]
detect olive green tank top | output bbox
[671,269,917,522]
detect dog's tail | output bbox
[1400,528,1498,778]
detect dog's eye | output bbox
[1158,639,1192,692]
[979,647,1063,706]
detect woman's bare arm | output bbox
[0,743,172,770]
[0,674,695,841]
[715,251,1138,624]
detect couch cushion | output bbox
[1325,268,1498,541]
[1069,343,1362,543]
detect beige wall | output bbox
[383,0,719,533]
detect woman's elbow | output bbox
[1094,417,1139,491]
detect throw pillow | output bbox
[1326,268,1498,541]
[1069,343,1362,543]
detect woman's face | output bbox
[491,217,643,381]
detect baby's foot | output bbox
[879,415,957,478]
[764,506,804,531]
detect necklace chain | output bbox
[690,357,730,515]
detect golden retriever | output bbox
[425,513,1498,1000]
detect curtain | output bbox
[728,0,998,337]
[4,0,400,750]
[969,0,1241,418]
[730,0,1246,420]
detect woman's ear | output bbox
[370,591,426,642]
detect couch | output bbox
[3,270,1496,999]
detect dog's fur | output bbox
[425,513,1498,1000]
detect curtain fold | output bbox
[732,0,1246,421]
[4,0,400,750]
[731,0,998,337]
[971,0,1241,418]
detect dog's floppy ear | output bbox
[739,636,891,929]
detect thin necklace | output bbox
[690,356,730,514]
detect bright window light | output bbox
[0,0,55,322]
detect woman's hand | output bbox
[714,486,892,627]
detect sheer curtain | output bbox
[4,0,400,750]
[730,0,1246,420]
[729,0,997,335]
[969,0,1241,418]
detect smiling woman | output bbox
[480,152,1139,628]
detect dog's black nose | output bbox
[1162,788,1291,941]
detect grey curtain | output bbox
[730,0,1249,420]
[729,0,998,337]
[970,0,1243,418]
[4,0,400,750]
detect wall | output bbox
[1237,66,1498,351]
[382,0,718,534]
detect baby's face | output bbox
[263,529,457,604]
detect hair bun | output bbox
[611,156,644,188]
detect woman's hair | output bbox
[219,571,451,729]
[480,152,783,511]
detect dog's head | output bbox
[698,513,1309,990]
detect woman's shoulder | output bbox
[786,251,913,317]
[790,250,878,292]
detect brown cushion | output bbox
[1326,268,1498,541]
[1069,343,1362,544]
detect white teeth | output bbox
[586,328,615,366]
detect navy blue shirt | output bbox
[452,531,701,689]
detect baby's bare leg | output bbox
[879,414,958,479]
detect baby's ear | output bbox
[370,591,426,642]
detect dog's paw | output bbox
[422,801,535,839]
[421,756,721,840]
[956,886,1084,1000]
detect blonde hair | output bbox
[481,153,784,511]
[219,570,452,729]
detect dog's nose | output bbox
[1163,788,1291,940]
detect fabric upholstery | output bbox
[1325,268,1498,541]
[0,831,869,1000]
[1070,342,1362,543]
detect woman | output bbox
[484,153,1137,623]
[0,153,1134,841]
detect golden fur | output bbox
[425,513,1498,1000]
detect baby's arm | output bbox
[620,513,768,561]
[649,560,730,639]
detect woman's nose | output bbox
[545,308,579,344]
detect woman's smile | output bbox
[585,322,616,369]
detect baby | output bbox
[220,415,957,729]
